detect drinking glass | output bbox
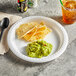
[60,0,76,24]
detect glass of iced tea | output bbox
[60,0,76,24]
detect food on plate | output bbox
[29,27,51,41]
[16,22,52,41]
[26,40,53,58]
[16,22,38,39]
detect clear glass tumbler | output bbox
[60,0,76,24]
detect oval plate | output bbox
[7,16,68,63]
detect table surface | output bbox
[0,0,76,76]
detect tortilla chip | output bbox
[23,26,37,41]
[16,22,52,42]
[16,22,39,39]
[28,26,51,41]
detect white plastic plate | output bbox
[7,16,68,63]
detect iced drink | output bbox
[60,0,76,24]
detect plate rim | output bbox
[7,16,68,63]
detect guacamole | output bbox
[26,40,53,58]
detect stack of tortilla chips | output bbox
[16,22,52,41]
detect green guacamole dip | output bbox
[26,40,53,58]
